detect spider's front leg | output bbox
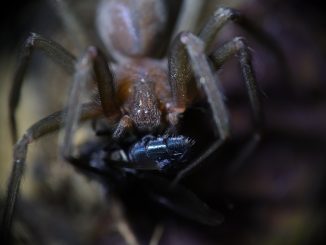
[169,32,230,185]
[210,37,262,128]
[9,33,76,143]
[61,46,120,160]
[2,45,118,242]
[169,8,272,183]
[51,0,90,52]
[209,37,264,174]
[1,102,102,243]
[199,7,287,72]
[171,33,264,183]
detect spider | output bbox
[2,0,284,242]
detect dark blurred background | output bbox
[1,0,326,244]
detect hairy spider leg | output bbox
[175,34,263,183]
[171,32,229,185]
[199,7,291,86]
[51,0,90,52]
[9,33,120,142]
[61,50,91,161]
[9,33,76,143]
[5,36,119,242]
[170,7,284,184]
[168,7,282,120]
[1,103,102,243]
[198,8,274,175]
[61,46,119,160]
[210,37,262,127]
[210,37,263,175]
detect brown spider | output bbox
[2,0,285,242]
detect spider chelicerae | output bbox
[2,0,284,242]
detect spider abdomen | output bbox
[129,135,194,170]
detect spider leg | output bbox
[1,103,102,243]
[9,33,76,143]
[199,7,290,82]
[168,32,193,121]
[149,223,164,245]
[172,32,229,184]
[199,7,284,60]
[172,0,205,37]
[210,37,263,175]
[61,46,120,160]
[168,7,287,124]
[51,0,89,51]
[210,37,263,129]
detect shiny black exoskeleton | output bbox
[75,134,222,227]
[128,135,194,170]
[98,134,194,171]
